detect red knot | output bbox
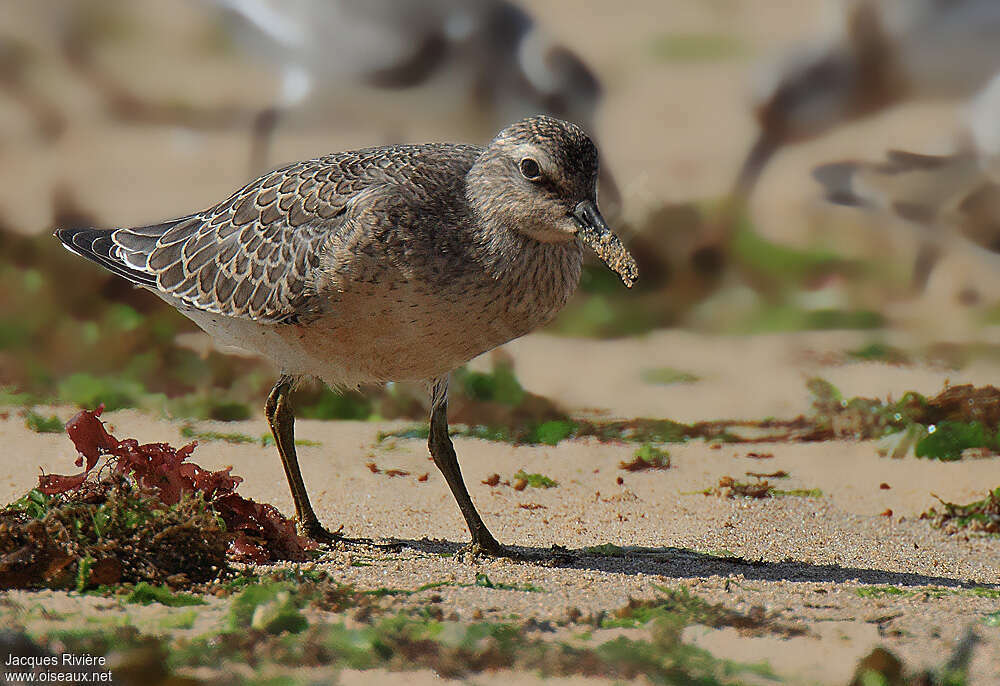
[55,114,637,557]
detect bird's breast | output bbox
[293,237,584,383]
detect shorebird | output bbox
[54,115,637,556]
[736,0,1000,197]
[812,70,1000,292]
[691,0,1000,282]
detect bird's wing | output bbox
[55,155,377,323]
[56,144,482,323]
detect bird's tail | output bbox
[53,227,156,287]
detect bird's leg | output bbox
[428,377,505,557]
[911,241,942,293]
[265,375,341,543]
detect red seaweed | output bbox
[39,408,316,563]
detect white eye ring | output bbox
[519,157,542,181]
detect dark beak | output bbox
[571,199,638,288]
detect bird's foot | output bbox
[459,536,528,561]
[297,519,344,545]
[298,519,380,548]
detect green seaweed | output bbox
[296,386,372,421]
[57,373,151,413]
[0,233,273,419]
[166,394,253,421]
[180,425,258,444]
[735,304,885,335]
[847,342,910,365]
[603,587,723,629]
[621,444,671,471]
[697,477,821,499]
[378,420,578,447]
[453,362,525,406]
[378,426,430,442]
[228,583,307,635]
[126,582,206,607]
[915,422,997,461]
[549,294,660,339]
[528,420,577,446]
[770,488,823,498]
[649,32,746,62]
[0,584,805,684]
[24,410,64,433]
[968,587,1000,599]
[810,380,1000,460]
[474,573,543,592]
[856,586,910,599]
[0,387,34,406]
[579,418,694,444]
[7,488,56,519]
[583,543,624,557]
[921,488,1000,535]
[178,425,321,448]
[731,222,855,290]
[640,367,700,386]
[808,378,928,440]
[1,482,229,591]
[157,609,199,630]
[361,582,452,599]
[259,434,321,448]
[512,470,558,489]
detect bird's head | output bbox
[468,115,636,287]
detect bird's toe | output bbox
[298,519,344,545]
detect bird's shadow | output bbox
[334,537,996,590]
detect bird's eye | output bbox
[519,157,542,181]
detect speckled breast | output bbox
[274,237,584,385]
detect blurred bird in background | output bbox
[698,0,1000,284]
[59,0,618,210]
[207,1,603,162]
[742,0,1000,197]
[813,70,1000,301]
[9,0,999,336]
